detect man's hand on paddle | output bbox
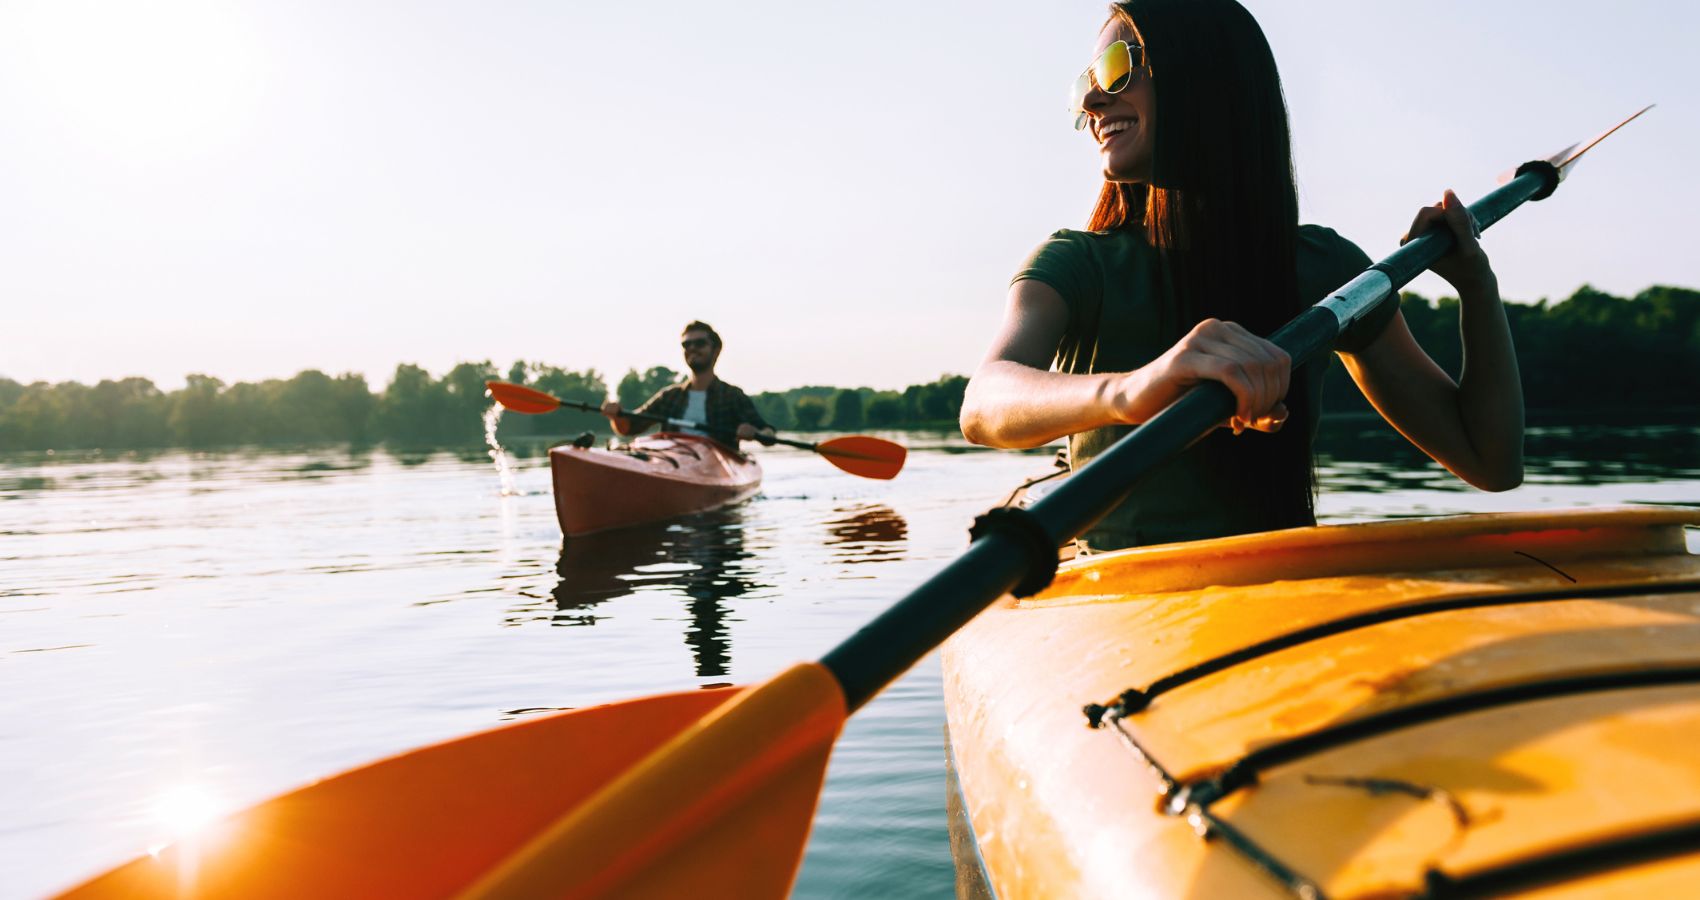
[600,400,634,435]
[737,423,776,443]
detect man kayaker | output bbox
[600,321,777,446]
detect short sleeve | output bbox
[1011,230,1100,332]
[1313,228,1399,354]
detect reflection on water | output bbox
[511,503,913,677]
[823,504,908,565]
[1,422,1697,898]
[0,474,53,494]
[1316,418,1700,498]
[544,508,770,677]
[0,448,382,496]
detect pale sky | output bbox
[3,1,1694,393]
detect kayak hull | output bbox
[549,433,762,536]
[943,507,1700,898]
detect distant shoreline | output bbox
[2,407,1694,459]
[5,285,1696,453]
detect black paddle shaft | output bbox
[555,396,835,452]
[554,397,697,431]
[821,164,1560,712]
[548,396,751,446]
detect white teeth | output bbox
[1100,120,1134,137]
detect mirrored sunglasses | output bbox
[1069,39,1144,131]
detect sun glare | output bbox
[151,783,224,840]
[8,0,265,158]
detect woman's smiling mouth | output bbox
[1097,118,1136,145]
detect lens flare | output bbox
[151,784,222,839]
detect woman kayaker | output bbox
[959,0,1524,551]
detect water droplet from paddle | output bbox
[483,404,518,497]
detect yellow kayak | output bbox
[943,507,1700,898]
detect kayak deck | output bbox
[549,433,762,536]
[943,507,1700,898]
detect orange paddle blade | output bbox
[815,436,906,480]
[460,662,846,900]
[60,689,740,899]
[485,381,561,415]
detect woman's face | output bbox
[1083,20,1154,183]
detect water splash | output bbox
[483,404,518,497]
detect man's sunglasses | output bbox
[681,338,713,350]
[1069,39,1144,131]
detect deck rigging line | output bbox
[1084,621,1700,897]
[1420,818,1700,898]
[1095,576,1700,715]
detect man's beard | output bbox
[686,356,715,375]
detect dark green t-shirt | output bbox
[1012,224,1396,550]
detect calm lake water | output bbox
[3,417,1697,898]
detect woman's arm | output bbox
[961,280,1293,449]
[959,281,1122,448]
[1338,190,1525,491]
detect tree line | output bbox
[1319,284,1700,416]
[2,284,1694,452]
[0,357,970,451]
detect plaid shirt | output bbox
[635,378,771,435]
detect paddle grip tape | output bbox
[969,507,1058,598]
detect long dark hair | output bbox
[1088,0,1315,529]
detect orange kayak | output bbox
[944,507,1700,898]
[549,433,761,536]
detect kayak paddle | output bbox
[462,107,1654,897]
[485,380,907,481]
[63,109,1646,899]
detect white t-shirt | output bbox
[680,390,709,435]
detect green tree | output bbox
[271,370,346,443]
[221,379,276,444]
[4,383,61,449]
[441,361,500,444]
[902,384,927,422]
[830,389,864,430]
[332,372,375,444]
[102,377,171,447]
[0,378,25,450]
[530,365,608,435]
[752,392,792,430]
[375,364,443,445]
[51,381,96,447]
[866,394,905,427]
[617,366,680,408]
[169,374,228,447]
[793,396,828,430]
[906,374,969,423]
